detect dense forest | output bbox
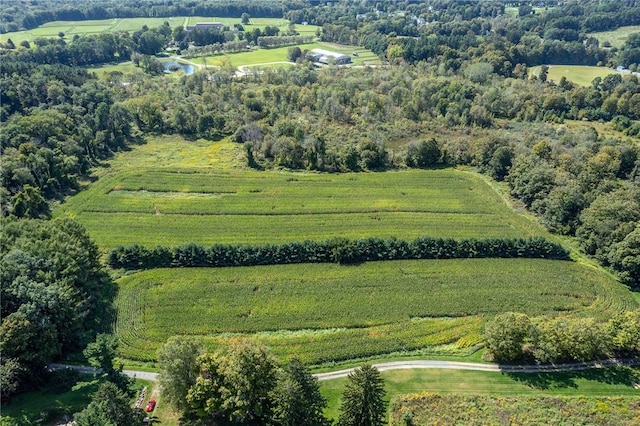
[1,0,640,412]
[0,218,116,400]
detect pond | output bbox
[163,61,195,75]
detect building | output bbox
[307,49,352,66]
[186,22,224,32]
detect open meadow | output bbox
[0,16,320,45]
[531,65,619,87]
[587,25,640,48]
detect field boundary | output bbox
[108,236,569,270]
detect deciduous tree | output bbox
[158,336,204,412]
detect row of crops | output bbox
[56,168,546,249]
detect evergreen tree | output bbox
[271,359,329,426]
[337,365,386,426]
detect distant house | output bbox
[186,22,224,32]
[307,48,352,66]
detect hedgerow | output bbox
[107,236,569,270]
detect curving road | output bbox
[48,358,640,382]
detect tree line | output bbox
[0,58,138,218]
[157,337,386,426]
[107,236,569,270]
[296,0,640,70]
[484,311,640,364]
[0,218,116,401]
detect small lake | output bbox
[163,61,195,75]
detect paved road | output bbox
[48,358,639,383]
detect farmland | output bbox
[114,258,636,363]
[53,135,637,364]
[56,170,545,250]
[0,16,320,45]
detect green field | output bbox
[54,135,639,367]
[531,65,619,87]
[0,16,320,45]
[114,258,636,362]
[0,17,187,44]
[55,141,545,249]
[201,41,380,67]
[321,367,640,421]
[1,377,155,426]
[588,25,640,48]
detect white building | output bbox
[307,48,352,66]
[186,22,224,32]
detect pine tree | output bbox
[337,365,386,426]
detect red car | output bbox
[145,399,156,412]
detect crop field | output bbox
[56,136,638,365]
[56,168,546,250]
[531,65,618,87]
[54,137,545,250]
[588,25,640,48]
[114,258,637,362]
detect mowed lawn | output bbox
[0,16,320,44]
[200,41,380,67]
[587,25,640,48]
[114,259,637,362]
[531,65,619,87]
[320,367,640,421]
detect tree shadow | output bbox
[504,367,640,390]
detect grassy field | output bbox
[588,25,640,48]
[531,65,619,87]
[1,376,100,424]
[321,367,640,421]
[1,377,155,426]
[0,16,320,45]
[113,258,636,362]
[201,41,380,67]
[388,393,640,426]
[0,17,186,44]
[54,137,546,250]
